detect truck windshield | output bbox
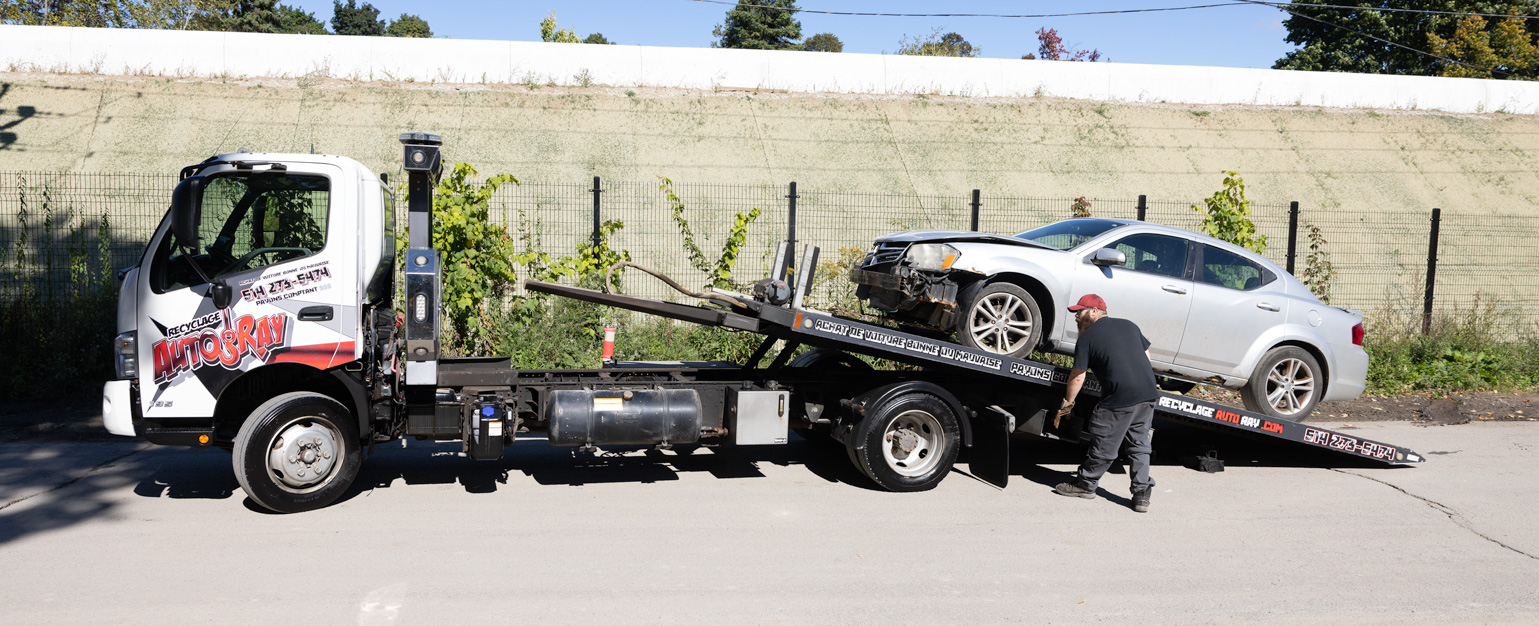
[1016,219,1123,250]
[154,173,330,292]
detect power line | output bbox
[682,0,1258,19]
[1246,1,1539,21]
[686,0,1539,21]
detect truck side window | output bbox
[152,173,331,293]
[1108,233,1189,279]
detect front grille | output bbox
[863,242,909,270]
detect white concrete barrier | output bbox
[2,24,1532,114]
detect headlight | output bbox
[114,331,137,380]
[905,243,960,271]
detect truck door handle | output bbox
[1256,302,1280,312]
[298,306,334,321]
[1161,285,1187,295]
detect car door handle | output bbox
[1161,285,1187,295]
[298,305,334,322]
[1256,302,1280,312]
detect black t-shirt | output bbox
[1072,317,1158,408]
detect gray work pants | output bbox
[1077,400,1155,493]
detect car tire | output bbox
[849,391,961,492]
[957,282,1042,359]
[234,392,362,514]
[1240,346,1323,421]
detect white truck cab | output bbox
[103,151,395,444]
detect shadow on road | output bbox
[341,433,879,505]
[0,424,1411,537]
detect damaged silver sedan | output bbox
[850,218,1368,421]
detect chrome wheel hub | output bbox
[267,419,340,492]
[968,293,1033,354]
[881,410,944,477]
[1264,357,1316,417]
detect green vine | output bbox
[659,176,762,290]
[1300,223,1335,304]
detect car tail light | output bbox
[1351,322,1365,346]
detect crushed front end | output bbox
[850,241,976,329]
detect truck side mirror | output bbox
[209,282,232,309]
[1090,248,1127,267]
[170,176,207,251]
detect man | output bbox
[1052,294,1158,513]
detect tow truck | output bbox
[100,133,1423,513]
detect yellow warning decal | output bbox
[593,397,624,410]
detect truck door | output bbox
[135,163,357,419]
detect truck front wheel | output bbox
[234,392,362,513]
[851,392,960,492]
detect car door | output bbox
[1068,232,1193,365]
[1175,244,1284,375]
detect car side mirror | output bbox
[1090,248,1126,267]
[170,176,207,251]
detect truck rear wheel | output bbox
[850,391,960,492]
[234,392,362,514]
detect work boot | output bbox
[1053,480,1096,499]
[1131,489,1151,513]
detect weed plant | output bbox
[1365,296,1539,394]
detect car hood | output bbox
[873,230,1058,251]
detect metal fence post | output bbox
[785,181,798,280]
[1136,195,1147,222]
[969,189,981,231]
[1286,201,1299,275]
[590,176,602,255]
[1422,208,1441,334]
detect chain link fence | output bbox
[3,171,1534,333]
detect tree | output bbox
[712,0,802,50]
[194,0,326,34]
[1021,27,1101,61]
[330,0,382,36]
[803,32,842,52]
[897,28,978,57]
[539,10,579,42]
[1273,1,1539,78]
[582,32,612,45]
[0,0,137,27]
[385,12,430,38]
[1427,12,1539,78]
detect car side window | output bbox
[1199,244,1267,290]
[1107,233,1189,279]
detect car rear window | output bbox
[1016,219,1123,250]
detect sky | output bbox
[283,1,1298,69]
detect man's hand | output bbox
[1054,398,1075,428]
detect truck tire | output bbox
[850,391,960,492]
[234,392,362,514]
[1240,346,1322,422]
[957,282,1042,359]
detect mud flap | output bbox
[969,409,1011,488]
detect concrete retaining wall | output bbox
[3,24,1536,115]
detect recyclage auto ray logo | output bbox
[151,311,289,384]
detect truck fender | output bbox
[329,367,373,441]
[842,381,972,450]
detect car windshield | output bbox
[1015,219,1124,250]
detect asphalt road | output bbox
[1,420,1536,625]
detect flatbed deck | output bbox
[527,279,1423,468]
